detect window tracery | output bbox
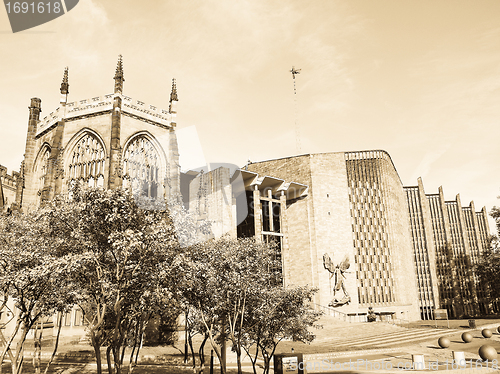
[122,136,162,198]
[36,148,50,195]
[67,134,105,187]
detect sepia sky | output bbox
[0,1,499,231]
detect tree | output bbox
[39,186,181,374]
[175,237,321,374]
[119,285,181,373]
[436,242,464,318]
[475,202,500,312]
[476,246,500,307]
[0,183,210,374]
[242,286,321,374]
[174,238,274,374]
[491,205,500,240]
[181,307,210,372]
[0,210,75,374]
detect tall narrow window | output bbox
[237,191,255,238]
[122,136,162,198]
[272,202,281,233]
[36,148,50,195]
[261,200,270,232]
[68,134,105,187]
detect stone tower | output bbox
[17,57,181,211]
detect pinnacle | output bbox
[60,67,69,95]
[114,55,125,94]
[114,55,124,80]
[170,78,178,102]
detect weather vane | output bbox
[290,66,301,79]
[290,66,302,153]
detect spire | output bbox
[60,67,69,95]
[114,55,124,94]
[169,78,178,115]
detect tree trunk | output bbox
[220,317,226,374]
[44,313,63,374]
[236,346,242,374]
[33,321,43,374]
[184,311,189,364]
[90,333,103,374]
[133,322,146,367]
[128,319,141,374]
[106,345,114,374]
[120,344,126,366]
[198,333,208,373]
[0,319,22,373]
[242,343,259,374]
[197,306,225,374]
[13,326,29,374]
[259,348,272,374]
[111,297,123,374]
[0,297,14,374]
[128,343,137,373]
[112,329,125,374]
[188,331,196,368]
[113,349,122,374]
[0,330,15,374]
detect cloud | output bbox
[410,145,450,182]
[34,0,113,75]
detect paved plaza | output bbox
[7,316,500,373]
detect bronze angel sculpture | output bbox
[323,253,351,307]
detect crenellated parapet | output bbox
[36,94,175,138]
[36,106,63,136]
[0,165,19,190]
[0,165,20,211]
[121,95,175,128]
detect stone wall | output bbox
[248,152,421,320]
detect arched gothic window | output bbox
[122,136,162,198]
[36,148,50,195]
[68,134,105,187]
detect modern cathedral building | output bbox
[241,153,491,321]
[0,59,492,328]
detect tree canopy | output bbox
[475,200,500,309]
[174,237,320,374]
[0,186,321,374]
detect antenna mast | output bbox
[290,66,301,154]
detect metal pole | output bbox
[210,349,214,374]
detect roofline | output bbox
[246,149,404,185]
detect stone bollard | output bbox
[461,332,473,343]
[478,345,497,361]
[438,337,451,348]
[482,329,493,338]
[412,355,425,370]
[452,351,466,367]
